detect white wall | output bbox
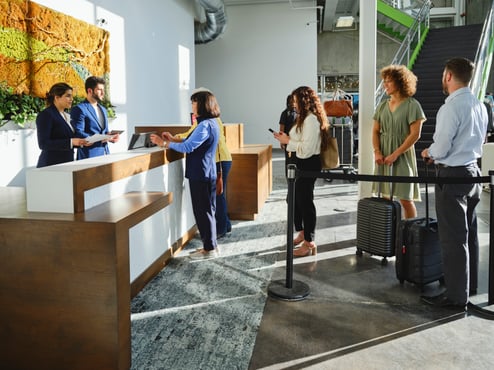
[1,0,196,186]
[195,2,318,145]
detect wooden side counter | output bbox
[0,187,171,370]
[136,124,272,220]
[228,144,272,220]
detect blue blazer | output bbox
[71,100,109,159]
[36,105,75,168]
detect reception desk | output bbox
[0,148,196,370]
[136,123,272,220]
[0,188,171,369]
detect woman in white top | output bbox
[274,86,329,257]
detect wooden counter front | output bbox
[228,144,272,220]
[0,187,171,370]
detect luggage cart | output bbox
[324,118,357,182]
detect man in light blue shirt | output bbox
[421,57,488,309]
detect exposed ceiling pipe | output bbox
[195,0,227,44]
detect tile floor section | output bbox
[131,149,494,370]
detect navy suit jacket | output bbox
[71,100,109,159]
[36,105,75,168]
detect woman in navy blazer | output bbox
[36,83,90,168]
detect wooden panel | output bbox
[0,188,171,370]
[228,144,272,220]
[224,123,243,151]
[71,149,182,213]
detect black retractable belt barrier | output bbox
[268,164,310,301]
[270,166,494,316]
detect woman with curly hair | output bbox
[274,86,329,257]
[372,64,426,219]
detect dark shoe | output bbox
[469,289,477,297]
[421,293,466,310]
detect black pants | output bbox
[435,163,481,304]
[294,154,321,243]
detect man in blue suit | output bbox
[71,76,119,159]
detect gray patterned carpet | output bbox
[130,247,278,370]
[130,155,291,369]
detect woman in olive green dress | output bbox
[372,65,426,219]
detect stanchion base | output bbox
[268,279,310,301]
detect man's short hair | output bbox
[445,57,474,85]
[85,76,106,91]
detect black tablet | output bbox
[128,132,156,150]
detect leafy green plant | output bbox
[0,81,45,128]
[0,82,116,129]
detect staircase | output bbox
[377,0,416,42]
[411,24,484,177]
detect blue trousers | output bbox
[216,161,232,235]
[189,179,217,250]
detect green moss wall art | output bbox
[0,0,110,100]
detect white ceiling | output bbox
[223,0,360,32]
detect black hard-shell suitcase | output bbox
[356,168,400,265]
[395,175,443,288]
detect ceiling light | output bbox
[336,16,354,28]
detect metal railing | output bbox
[375,0,431,106]
[470,0,494,100]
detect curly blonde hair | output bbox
[381,65,418,97]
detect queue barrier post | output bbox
[268,164,310,301]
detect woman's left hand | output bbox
[384,152,398,165]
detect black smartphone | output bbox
[268,128,275,133]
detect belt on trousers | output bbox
[435,163,477,169]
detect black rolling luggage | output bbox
[395,175,443,288]
[356,168,400,265]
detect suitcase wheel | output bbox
[381,257,388,266]
[356,248,363,256]
[399,279,404,285]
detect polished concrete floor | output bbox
[247,150,494,370]
[132,149,494,369]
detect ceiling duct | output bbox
[195,0,227,44]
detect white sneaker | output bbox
[189,248,219,260]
